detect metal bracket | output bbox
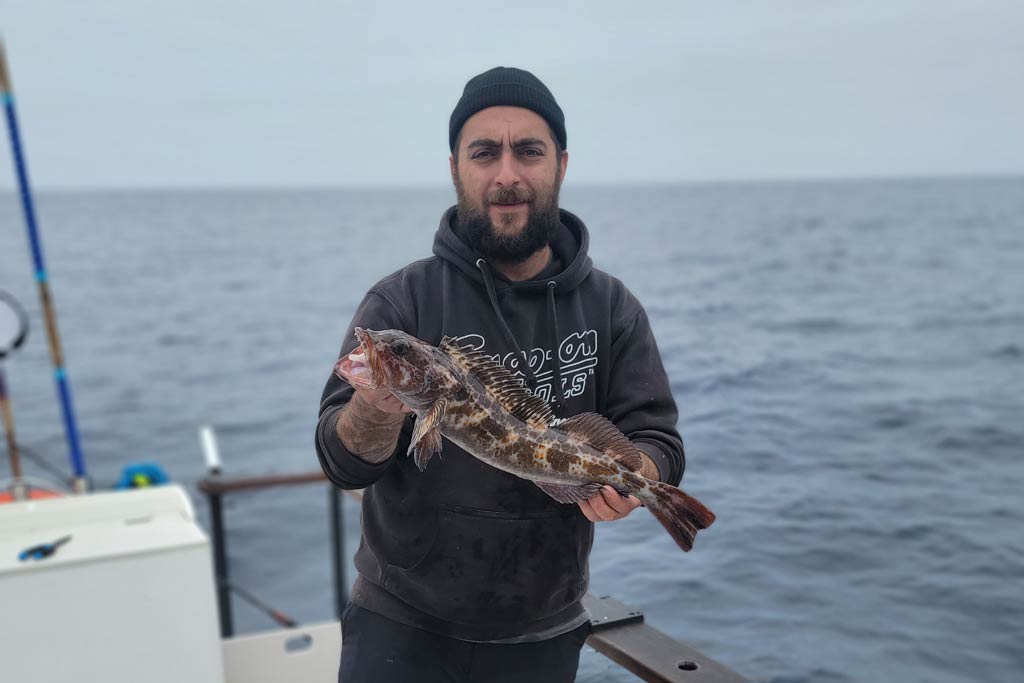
[584,594,645,631]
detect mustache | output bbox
[487,186,534,206]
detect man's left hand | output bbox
[578,485,642,522]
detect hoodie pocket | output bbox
[383,505,592,625]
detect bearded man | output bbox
[315,67,684,683]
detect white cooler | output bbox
[0,485,225,683]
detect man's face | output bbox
[450,106,569,263]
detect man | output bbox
[315,67,684,683]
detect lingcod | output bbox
[334,327,715,551]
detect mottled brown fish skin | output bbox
[438,371,649,497]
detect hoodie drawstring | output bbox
[547,281,567,411]
[474,259,567,411]
[476,259,539,390]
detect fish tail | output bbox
[639,482,716,552]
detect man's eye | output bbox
[392,341,411,356]
[521,149,542,157]
[472,150,495,159]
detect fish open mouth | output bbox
[333,328,377,389]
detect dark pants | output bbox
[339,604,591,683]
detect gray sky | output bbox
[1,0,1022,188]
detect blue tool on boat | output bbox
[18,534,72,562]
[1,41,89,493]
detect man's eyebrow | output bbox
[466,138,502,149]
[465,137,550,150]
[512,137,548,149]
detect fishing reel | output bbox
[0,290,29,359]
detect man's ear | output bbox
[449,154,457,185]
[558,150,569,183]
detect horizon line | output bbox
[1,170,1022,195]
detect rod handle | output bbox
[199,425,223,475]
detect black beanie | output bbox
[449,67,566,153]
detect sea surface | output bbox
[1,177,1022,683]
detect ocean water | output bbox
[1,177,1022,683]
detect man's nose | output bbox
[494,151,521,187]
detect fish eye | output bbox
[392,340,411,357]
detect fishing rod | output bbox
[0,40,89,493]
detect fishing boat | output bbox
[0,41,749,683]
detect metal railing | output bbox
[195,427,749,683]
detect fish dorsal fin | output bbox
[441,336,555,427]
[553,412,644,472]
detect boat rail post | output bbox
[328,484,347,618]
[199,425,233,637]
[0,290,31,501]
[0,368,27,500]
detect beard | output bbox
[454,175,562,264]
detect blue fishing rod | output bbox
[1,40,89,492]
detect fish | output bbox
[334,327,715,551]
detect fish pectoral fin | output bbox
[552,412,644,472]
[412,429,442,472]
[408,398,446,472]
[534,481,604,505]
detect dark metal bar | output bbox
[208,491,233,637]
[584,596,748,683]
[197,470,326,495]
[328,485,347,618]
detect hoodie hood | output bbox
[432,205,593,294]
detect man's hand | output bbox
[578,485,642,522]
[336,388,410,464]
[577,452,657,522]
[352,386,412,415]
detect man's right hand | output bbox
[336,388,410,464]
